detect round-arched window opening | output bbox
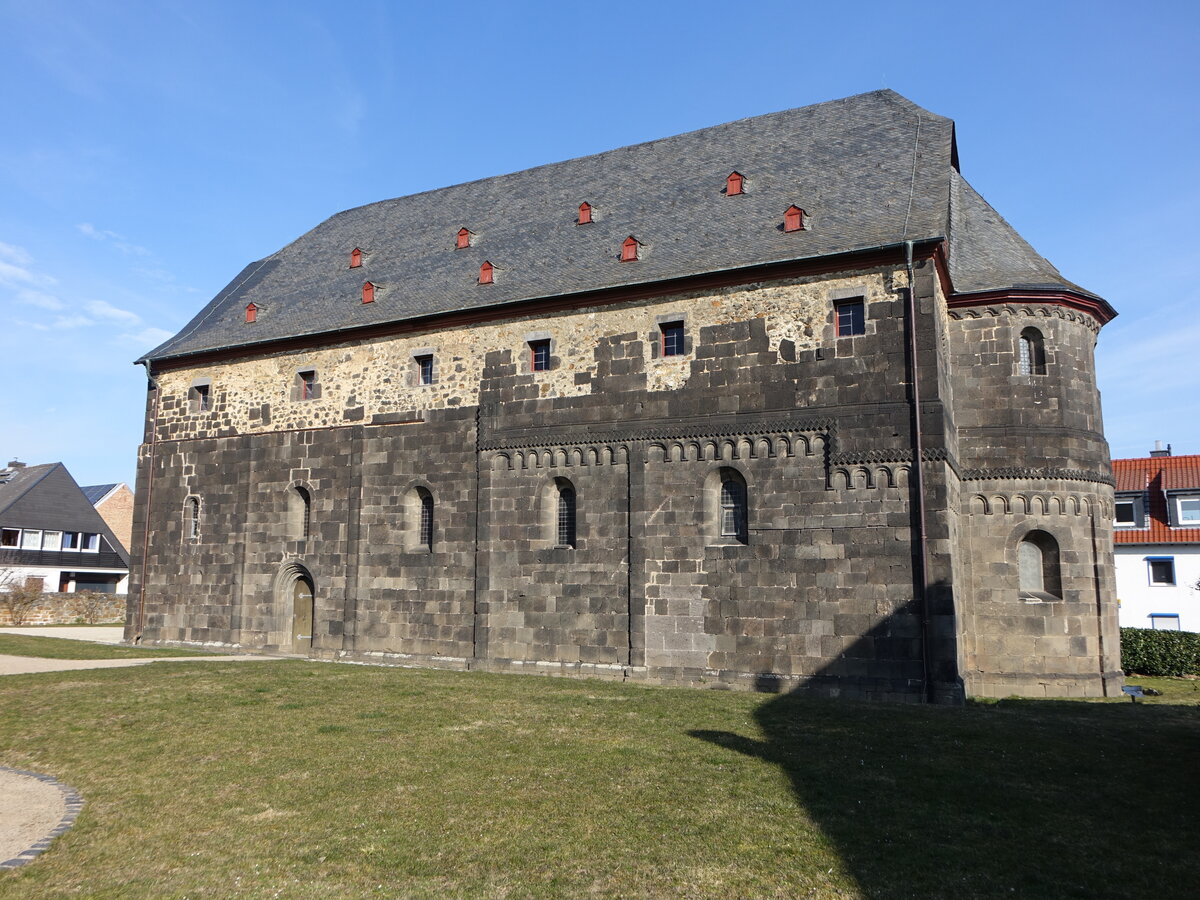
[1018,530,1061,599]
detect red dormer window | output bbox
[350,248,363,268]
[245,303,257,324]
[784,205,806,232]
[479,261,494,284]
[620,236,640,262]
[456,227,472,250]
[577,202,592,225]
[362,282,375,304]
[726,171,744,195]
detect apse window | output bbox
[661,321,685,357]
[1018,327,1047,375]
[530,339,551,372]
[836,299,865,336]
[1148,557,1176,586]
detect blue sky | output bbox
[1,0,1196,487]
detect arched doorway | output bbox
[290,574,314,651]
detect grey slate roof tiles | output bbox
[143,89,1100,363]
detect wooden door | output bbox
[291,577,314,650]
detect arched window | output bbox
[1018,530,1061,598]
[621,236,640,262]
[184,497,200,542]
[418,488,433,551]
[289,486,311,542]
[577,201,592,225]
[784,205,806,232]
[402,486,434,552]
[725,171,744,195]
[1019,327,1046,375]
[719,472,748,544]
[556,480,576,548]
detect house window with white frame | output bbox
[1114,494,1144,528]
[1172,494,1200,526]
[1147,556,1176,586]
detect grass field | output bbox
[0,634,206,660]
[1,659,1196,899]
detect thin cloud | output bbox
[77,222,151,256]
[86,299,141,324]
[51,314,94,329]
[16,288,64,310]
[118,326,174,347]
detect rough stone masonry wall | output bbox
[0,592,126,626]
[129,261,981,700]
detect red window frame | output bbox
[361,282,375,303]
[245,303,257,323]
[784,206,805,232]
[577,202,592,225]
[479,261,494,284]
[726,171,744,195]
[530,339,551,372]
[350,248,362,268]
[299,370,316,400]
[456,227,471,249]
[620,236,639,262]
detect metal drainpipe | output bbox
[135,362,161,641]
[906,241,934,703]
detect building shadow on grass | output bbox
[691,687,1200,898]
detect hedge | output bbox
[1120,627,1200,676]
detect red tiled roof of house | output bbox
[1113,454,1200,544]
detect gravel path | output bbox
[0,768,82,870]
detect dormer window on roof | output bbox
[577,202,592,225]
[350,248,363,268]
[479,261,494,284]
[620,236,641,262]
[245,303,258,324]
[784,206,806,233]
[362,282,376,304]
[725,171,744,195]
[456,227,473,250]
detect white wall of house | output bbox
[0,565,129,595]
[1115,544,1200,632]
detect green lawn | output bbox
[1,662,1196,899]
[0,634,207,659]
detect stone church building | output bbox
[127,90,1122,701]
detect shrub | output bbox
[0,581,45,626]
[1120,627,1200,676]
[75,590,109,625]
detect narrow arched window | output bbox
[245,303,258,323]
[418,488,433,551]
[577,201,592,225]
[726,171,744,195]
[1018,530,1061,598]
[556,481,576,548]
[621,236,640,262]
[1019,327,1047,375]
[289,486,311,542]
[479,261,494,284]
[719,472,748,544]
[185,497,200,541]
[784,205,806,232]
[350,248,363,268]
[456,227,472,249]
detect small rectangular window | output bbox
[81,533,100,552]
[62,531,80,550]
[1114,500,1137,526]
[530,340,551,372]
[1148,558,1176,585]
[299,370,316,400]
[192,383,210,412]
[42,531,62,551]
[836,299,865,336]
[661,321,685,357]
[1150,613,1182,630]
[0,528,18,547]
[20,529,42,550]
[416,355,434,386]
[1177,497,1200,524]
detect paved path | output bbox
[0,654,281,676]
[0,626,126,644]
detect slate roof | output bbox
[142,89,1100,364]
[1113,455,1200,545]
[0,464,131,565]
[80,483,119,505]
